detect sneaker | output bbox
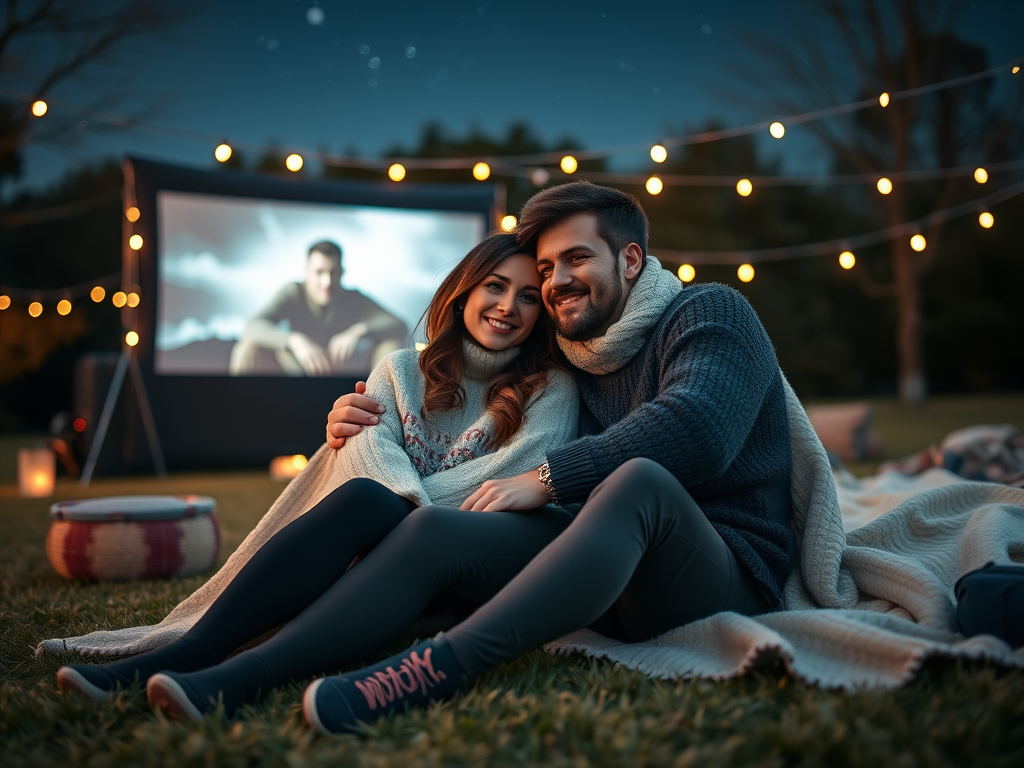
[146,672,207,722]
[303,633,465,735]
[57,665,136,701]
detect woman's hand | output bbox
[460,470,552,512]
[326,382,386,449]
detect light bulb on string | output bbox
[388,163,406,181]
[974,167,988,184]
[125,331,139,347]
[910,234,927,252]
[839,251,856,269]
[472,162,490,180]
[1013,66,1020,75]
[650,144,667,163]
[645,176,663,195]
[769,121,785,139]
[57,299,72,316]
[979,211,994,229]
[29,301,43,317]
[677,264,695,283]
[529,168,550,186]
[560,155,578,174]
[126,292,140,307]
[737,264,755,282]
[112,291,127,308]
[129,234,143,250]
[876,177,893,195]
[500,215,517,232]
[879,92,890,107]
[285,153,304,172]
[31,100,48,117]
[736,179,753,197]
[90,286,106,303]
[0,295,10,310]
[125,207,140,222]
[214,143,233,162]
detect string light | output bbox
[125,206,140,222]
[879,92,890,107]
[1013,66,1021,75]
[285,153,304,172]
[57,299,72,316]
[677,264,695,282]
[472,162,490,180]
[974,167,988,184]
[31,100,47,117]
[769,121,785,139]
[650,144,668,163]
[529,168,550,186]
[214,143,233,162]
[500,214,517,231]
[978,211,994,228]
[736,179,753,197]
[0,295,10,310]
[73,418,86,432]
[128,234,143,250]
[29,301,43,317]
[90,286,106,302]
[560,155,578,174]
[910,234,927,252]
[645,176,663,195]
[388,163,406,181]
[112,291,127,308]
[876,177,893,194]
[839,251,856,269]
[126,292,140,307]
[737,264,755,282]
[125,331,139,347]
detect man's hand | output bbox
[287,332,331,376]
[327,323,368,368]
[460,469,552,512]
[326,382,386,449]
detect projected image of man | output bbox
[230,240,407,376]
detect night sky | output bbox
[10,0,1024,194]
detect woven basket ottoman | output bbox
[46,495,220,581]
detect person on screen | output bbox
[229,240,408,376]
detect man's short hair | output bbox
[307,240,342,261]
[515,180,649,257]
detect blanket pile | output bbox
[39,379,1024,690]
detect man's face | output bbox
[304,251,341,307]
[536,213,630,341]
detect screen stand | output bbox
[80,347,168,486]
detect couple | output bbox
[56,181,794,734]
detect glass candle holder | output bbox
[19,446,55,497]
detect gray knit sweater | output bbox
[546,283,794,607]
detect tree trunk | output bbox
[892,237,926,406]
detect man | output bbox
[230,240,407,376]
[315,181,794,729]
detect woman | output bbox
[56,232,578,716]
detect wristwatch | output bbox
[537,461,559,505]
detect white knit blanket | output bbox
[39,378,1024,690]
[544,379,1024,689]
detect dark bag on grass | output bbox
[954,562,1024,648]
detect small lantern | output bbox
[270,454,308,481]
[19,446,55,497]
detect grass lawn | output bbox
[2,394,1024,766]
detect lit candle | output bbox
[19,447,55,497]
[270,454,308,481]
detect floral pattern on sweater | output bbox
[402,412,490,476]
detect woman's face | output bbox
[462,253,543,351]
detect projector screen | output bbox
[154,191,486,376]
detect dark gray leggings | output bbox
[239,457,767,688]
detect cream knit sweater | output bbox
[333,339,579,508]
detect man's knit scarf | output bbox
[557,256,682,374]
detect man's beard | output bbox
[548,278,622,341]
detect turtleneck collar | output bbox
[460,337,521,380]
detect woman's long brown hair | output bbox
[419,232,562,449]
